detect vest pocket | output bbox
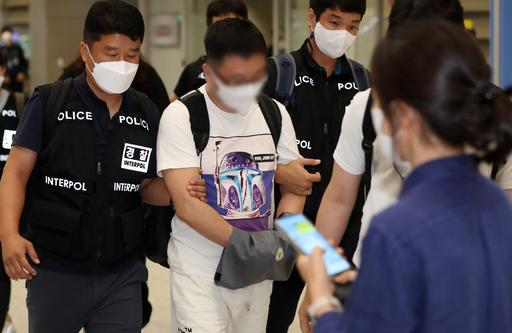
[120,205,145,253]
[104,204,145,263]
[28,199,87,260]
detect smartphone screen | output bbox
[276,214,351,277]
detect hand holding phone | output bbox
[276,214,350,277]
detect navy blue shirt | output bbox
[316,155,512,333]
[14,73,159,274]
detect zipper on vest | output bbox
[97,162,101,174]
[324,123,328,135]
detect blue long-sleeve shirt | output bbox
[315,155,512,333]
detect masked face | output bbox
[210,70,266,115]
[313,21,357,59]
[205,53,268,115]
[371,106,412,177]
[85,44,139,95]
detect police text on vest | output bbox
[2,109,17,117]
[119,116,149,131]
[45,176,87,191]
[121,143,152,173]
[297,140,312,150]
[338,82,358,91]
[57,111,93,121]
[113,182,140,192]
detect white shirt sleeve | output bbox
[157,101,200,177]
[496,152,512,190]
[333,89,371,175]
[275,101,301,165]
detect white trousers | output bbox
[170,270,273,333]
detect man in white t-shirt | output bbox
[323,87,512,265]
[157,19,305,333]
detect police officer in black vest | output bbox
[0,49,24,333]
[0,1,205,332]
[264,0,368,331]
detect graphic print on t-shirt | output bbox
[201,134,277,232]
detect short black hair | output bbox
[309,0,366,20]
[1,26,12,34]
[388,0,464,32]
[206,0,248,27]
[84,0,145,47]
[204,18,267,65]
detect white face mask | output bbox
[211,71,266,115]
[371,106,412,178]
[0,76,4,87]
[85,45,138,95]
[313,22,357,59]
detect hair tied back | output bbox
[474,81,494,104]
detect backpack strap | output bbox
[348,59,370,92]
[361,93,376,197]
[491,159,507,181]
[38,78,74,144]
[258,94,282,148]
[14,92,25,119]
[180,90,282,155]
[128,89,159,138]
[270,53,296,108]
[179,90,210,156]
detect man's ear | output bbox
[79,42,89,63]
[307,8,316,31]
[202,63,209,84]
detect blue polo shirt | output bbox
[316,155,512,333]
[14,73,159,273]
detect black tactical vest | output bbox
[27,84,158,268]
[0,93,20,174]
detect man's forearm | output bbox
[315,194,353,246]
[139,177,171,207]
[175,198,233,247]
[277,185,306,217]
[162,168,233,247]
[0,173,27,240]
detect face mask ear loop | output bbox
[84,44,97,76]
[308,27,315,55]
[85,45,97,65]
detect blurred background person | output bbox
[0,26,28,94]
[0,50,25,333]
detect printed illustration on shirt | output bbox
[201,134,277,231]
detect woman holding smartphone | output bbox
[297,19,512,333]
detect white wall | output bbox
[28,0,97,91]
[144,0,185,95]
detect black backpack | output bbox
[181,90,282,154]
[270,53,374,196]
[146,89,283,267]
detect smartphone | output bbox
[276,214,351,277]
